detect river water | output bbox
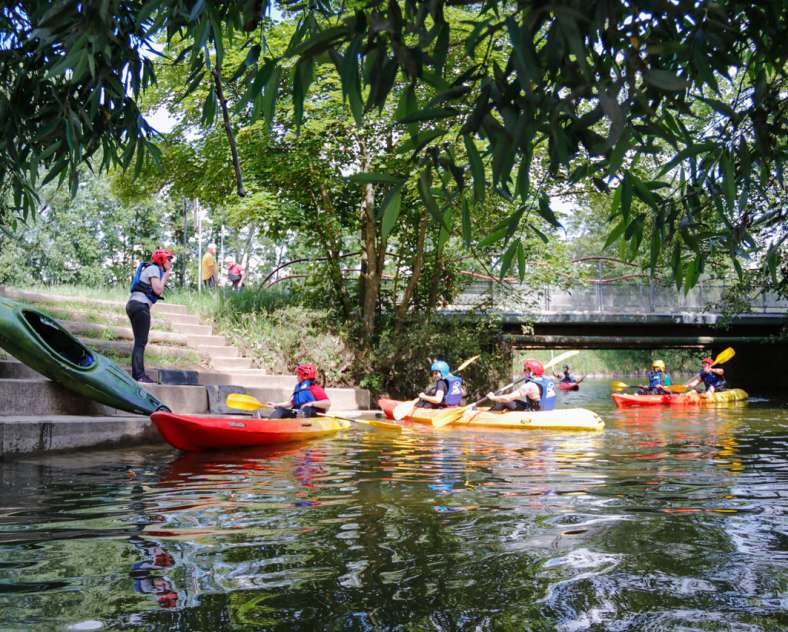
[1,380,786,631]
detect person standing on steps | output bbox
[126,249,174,383]
[201,243,218,289]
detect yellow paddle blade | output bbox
[432,406,466,429]
[226,393,266,411]
[393,398,418,421]
[367,419,405,432]
[713,347,735,365]
[667,384,689,393]
[455,355,480,372]
[610,380,630,392]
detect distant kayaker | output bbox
[487,359,557,412]
[638,359,671,395]
[416,360,463,409]
[201,243,218,289]
[224,256,244,291]
[270,363,331,418]
[554,365,576,383]
[685,356,727,394]
[126,249,174,383]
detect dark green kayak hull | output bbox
[0,296,165,415]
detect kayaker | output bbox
[270,363,331,418]
[126,249,173,383]
[416,360,463,408]
[686,356,727,394]
[201,243,218,289]
[224,256,244,291]
[553,365,576,383]
[487,359,557,412]
[638,359,671,395]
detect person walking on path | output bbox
[126,249,173,383]
[224,256,245,291]
[201,243,218,289]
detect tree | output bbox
[3,1,784,290]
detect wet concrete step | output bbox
[209,357,253,370]
[198,346,239,359]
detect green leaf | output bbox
[621,172,632,220]
[657,142,717,177]
[500,239,519,278]
[684,255,701,291]
[478,225,509,248]
[398,107,457,124]
[537,194,561,228]
[720,152,735,212]
[766,246,779,285]
[645,69,687,91]
[461,197,472,247]
[380,184,403,239]
[516,240,526,281]
[262,65,280,130]
[603,219,627,250]
[463,135,485,204]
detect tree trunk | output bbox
[315,185,353,319]
[359,141,379,340]
[394,212,428,332]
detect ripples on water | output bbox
[0,381,787,630]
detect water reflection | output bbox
[0,380,786,630]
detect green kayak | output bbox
[0,296,166,415]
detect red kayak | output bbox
[151,412,351,451]
[559,382,579,391]
[611,389,748,408]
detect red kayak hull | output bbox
[611,389,748,408]
[558,382,579,391]
[151,412,350,451]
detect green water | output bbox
[1,380,787,630]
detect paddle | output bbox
[610,380,689,394]
[393,355,480,421]
[710,346,735,366]
[226,393,405,433]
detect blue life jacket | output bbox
[292,379,317,408]
[648,370,667,389]
[130,262,163,304]
[531,376,557,411]
[444,374,463,406]
[700,371,726,391]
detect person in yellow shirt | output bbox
[201,243,218,288]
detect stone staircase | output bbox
[0,287,370,420]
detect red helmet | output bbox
[702,357,714,366]
[296,363,317,380]
[151,249,174,267]
[523,359,544,376]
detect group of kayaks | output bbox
[0,295,749,453]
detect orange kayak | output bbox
[151,412,351,451]
[612,388,748,407]
[378,398,604,431]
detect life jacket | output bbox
[444,374,463,406]
[130,262,164,304]
[700,371,726,391]
[531,376,557,411]
[561,370,575,383]
[648,369,667,389]
[292,379,317,408]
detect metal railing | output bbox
[447,280,788,315]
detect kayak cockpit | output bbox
[23,310,95,369]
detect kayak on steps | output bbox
[612,388,748,407]
[151,411,352,451]
[0,296,165,415]
[378,398,604,431]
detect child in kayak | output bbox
[487,359,557,412]
[685,357,727,394]
[416,360,463,408]
[554,365,576,384]
[638,359,671,395]
[270,363,331,418]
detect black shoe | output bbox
[136,375,156,384]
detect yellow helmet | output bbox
[652,359,665,370]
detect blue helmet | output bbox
[431,360,450,378]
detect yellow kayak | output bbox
[378,399,604,432]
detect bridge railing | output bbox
[447,280,788,315]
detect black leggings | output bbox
[491,400,539,412]
[125,300,150,380]
[269,406,321,419]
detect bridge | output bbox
[446,278,788,349]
